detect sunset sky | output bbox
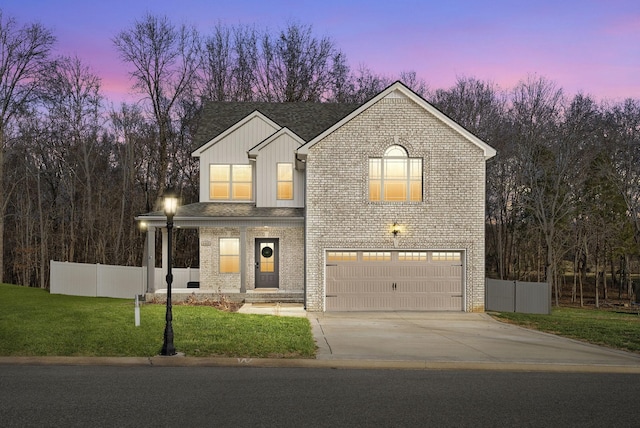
[3,0,639,104]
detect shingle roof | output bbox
[192,102,360,150]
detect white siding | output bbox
[197,116,279,202]
[255,134,304,207]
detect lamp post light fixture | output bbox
[160,191,179,356]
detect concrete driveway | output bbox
[308,311,640,371]
[4,307,639,372]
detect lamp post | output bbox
[160,192,179,356]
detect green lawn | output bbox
[4,283,640,358]
[0,284,315,358]
[490,307,640,354]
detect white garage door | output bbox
[325,251,463,311]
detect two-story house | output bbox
[138,82,496,312]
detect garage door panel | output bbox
[329,265,394,278]
[397,277,460,292]
[327,294,395,311]
[325,251,463,311]
[397,295,462,311]
[329,281,393,294]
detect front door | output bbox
[255,239,279,288]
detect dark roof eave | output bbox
[135,215,304,223]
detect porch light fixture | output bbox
[160,190,179,356]
[391,222,401,248]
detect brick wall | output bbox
[199,226,304,293]
[305,96,487,312]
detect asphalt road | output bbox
[2,365,639,427]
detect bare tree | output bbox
[256,23,336,102]
[327,51,353,103]
[113,14,200,198]
[39,55,103,263]
[201,24,233,101]
[432,77,514,279]
[110,103,151,263]
[605,99,640,251]
[200,24,260,102]
[511,75,577,305]
[231,25,259,101]
[399,71,429,98]
[0,10,55,282]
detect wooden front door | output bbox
[255,239,279,288]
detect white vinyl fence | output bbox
[50,261,199,299]
[150,267,200,291]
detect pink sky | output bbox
[4,0,639,104]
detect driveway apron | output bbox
[309,312,640,367]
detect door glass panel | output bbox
[260,243,275,272]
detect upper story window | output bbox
[210,164,252,201]
[277,163,293,200]
[369,145,422,202]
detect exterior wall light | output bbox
[391,222,401,248]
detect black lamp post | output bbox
[160,192,179,356]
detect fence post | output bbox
[95,263,100,297]
[513,280,517,312]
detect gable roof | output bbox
[247,127,306,158]
[193,102,360,150]
[298,81,497,160]
[191,110,280,157]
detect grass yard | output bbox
[0,284,316,358]
[491,307,640,354]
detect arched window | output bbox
[369,145,422,201]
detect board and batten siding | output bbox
[255,133,304,208]
[196,115,279,202]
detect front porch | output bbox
[136,203,306,299]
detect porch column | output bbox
[146,226,156,293]
[161,227,168,290]
[240,226,247,293]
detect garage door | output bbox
[325,251,463,311]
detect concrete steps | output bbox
[244,292,304,304]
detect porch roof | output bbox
[136,203,304,228]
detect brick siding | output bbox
[305,97,487,312]
[199,226,304,293]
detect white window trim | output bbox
[369,145,423,202]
